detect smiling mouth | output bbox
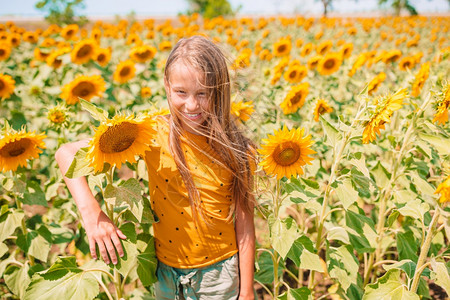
[183,112,202,120]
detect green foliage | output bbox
[35,0,88,25]
[187,0,234,18]
[378,0,419,15]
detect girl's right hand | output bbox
[83,210,127,265]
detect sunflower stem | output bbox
[14,189,36,267]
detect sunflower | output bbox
[432,82,450,125]
[316,40,333,56]
[411,62,430,97]
[94,47,111,67]
[317,52,342,76]
[348,53,367,77]
[259,126,315,179]
[367,72,386,95]
[61,24,79,40]
[280,82,309,115]
[283,64,307,83]
[231,100,255,122]
[46,47,70,69]
[0,42,11,61]
[340,43,354,59]
[86,114,156,172]
[435,176,450,203]
[273,37,292,57]
[47,104,69,128]
[140,87,152,98]
[382,49,402,64]
[0,128,46,172]
[71,39,97,65]
[130,44,157,63]
[60,75,106,105]
[362,89,407,144]
[307,55,321,70]
[259,49,273,61]
[22,31,39,44]
[300,43,314,57]
[398,56,416,71]
[113,60,136,84]
[0,73,15,100]
[159,40,172,51]
[314,99,333,121]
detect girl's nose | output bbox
[185,95,199,110]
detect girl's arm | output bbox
[235,197,256,300]
[55,140,126,265]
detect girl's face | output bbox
[165,62,210,134]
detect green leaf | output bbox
[371,161,391,190]
[65,147,94,178]
[278,287,311,300]
[299,249,323,272]
[418,133,450,156]
[21,180,48,207]
[409,173,435,198]
[0,242,8,257]
[80,98,108,122]
[300,178,319,189]
[4,264,31,299]
[384,260,416,280]
[363,269,419,300]
[255,250,283,284]
[269,216,299,259]
[320,116,342,148]
[0,210,24,242]
[104,178,144,222]
[114,240,138,277]
[328,245,359,291]
[387,210,400,228]
[397,199,429,222]
[286,235,315,267]
[345,209,376,235]
[348,233,374,254]
[24,272,99,300]
[16,231,51,262]
[334,178,358,210]
[397,231,419,262]
[137,237,158,286]
[350,168,371,197]
[430,259,450,295]
[119,222,137,244]
[41,257,82,281]
[349,155,370,178]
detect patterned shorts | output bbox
[154,254,239,300]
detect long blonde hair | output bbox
[164,35,255,222]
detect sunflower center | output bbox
[77,44,93,58]
[0,80,4,91]
[324,59,335,69]
[290,92,303,105]
[97,54,105,62]
[73,81,95,97]
[0,138,31,157]
[136,50,151,59]
[289,70,297,79]
[273,142,301,166]
[99,122,138,153]
[0,49,5,56]
[318,105,327,114]
[277,45,287,53]
[120,66,131,77]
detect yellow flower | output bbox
[340,43,354,59]
[61,24,79,40]
[273,37,292,57]
[34,47,51,62]
[382,49,402,64]
[86,114,156,172]
[158,40,172,51]
[140,87,152,98]
[130,44,157,63]
[60,75,106,105]
[316,40,333,56]
[435,176,450,203]
[283,64,307,83]
[0,73,15,100]
[47,105,69,127]
[307,55,321,70]
[0,128,46,172]
[95,47,112,67]
[113,60,136,84]
[280,82,309,115]
[314,99,333,121]
[46,47,71,69]
[367,72,386,95]
[259,49,272,61]
[411,62,430,97]
[398,56,416,71]
[231,100,255,122]
[71,39,97,65]
[259,126,315,179]
[317,52,342,76]
[300,43,314,57]
[348,53,367,77]
[362,89,407,144]
[0,42,12,61]
[432,82,450,125]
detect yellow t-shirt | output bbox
[144,116,238,268]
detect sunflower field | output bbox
[0,14,449,300]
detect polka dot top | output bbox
[144,116,238,268]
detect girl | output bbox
[55,36,256,300]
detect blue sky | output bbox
[1,0,449,16]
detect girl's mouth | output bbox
[183,112,202,120]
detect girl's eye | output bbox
[176,90,186,94]
[198,92,207,98]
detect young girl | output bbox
[56,36,256,300]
